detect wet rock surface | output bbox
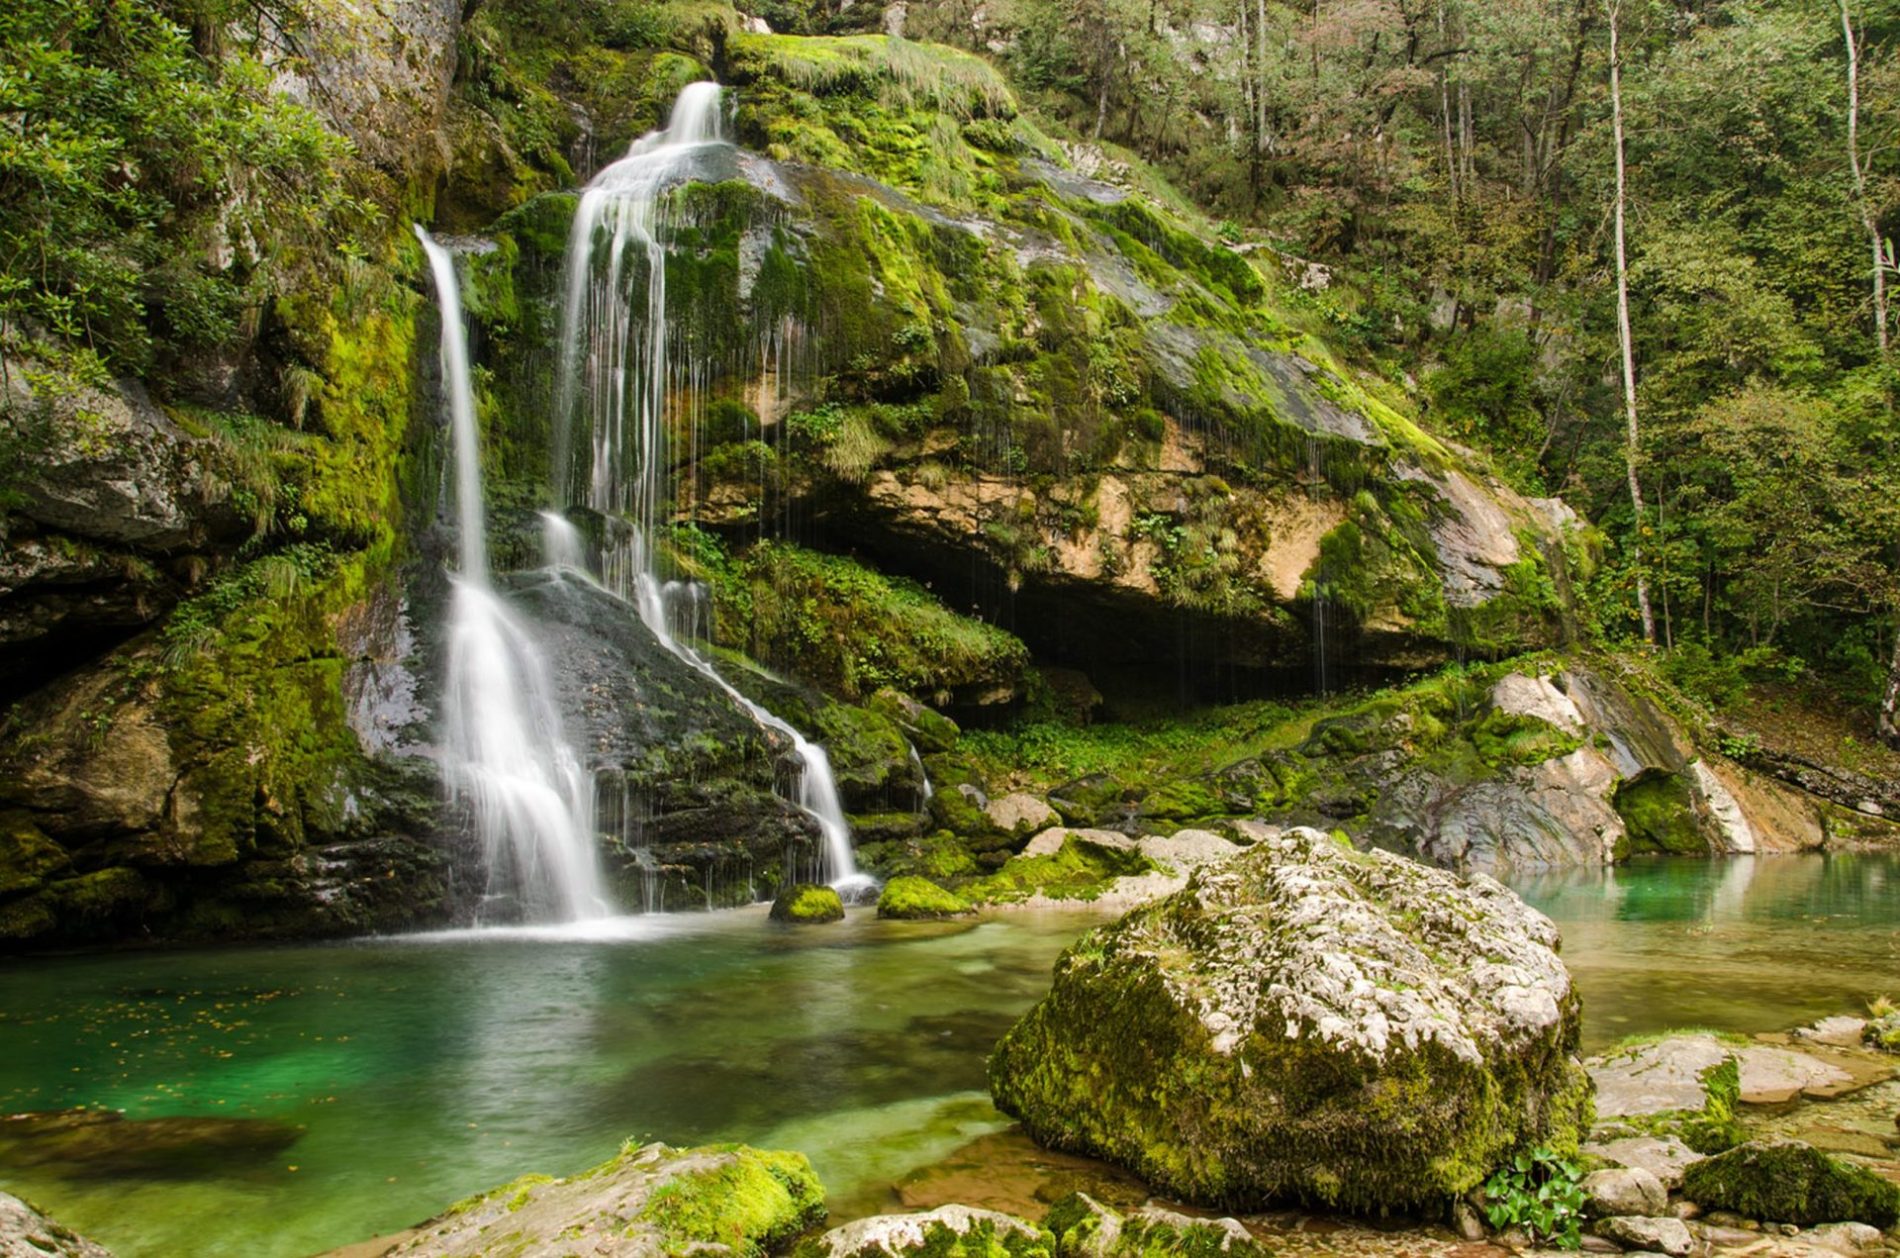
[988,826,1589,1212]
[0,1192,113,1258]
[372,1141,825,1258]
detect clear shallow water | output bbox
[0,908,1098,1258]
[1514,852,1900,1052]
[0,854,1895,1257]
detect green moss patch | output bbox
[876,875,971,919]
[1614,770,1709,857]
[1681,1140,1900,1228]
[637,1144,828,1255]
[964,837,1158,905]
[770,883,846,923]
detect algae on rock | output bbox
[988,827,1591,1213]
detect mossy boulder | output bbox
[390,1140,827,1257]
[794,1204,1052,1258]
[770,884,846,924]
[1043,1193,1263,1258]
[867,688,963,754]
[988,827,1591,1214]
[1679,1139,1900,1228]
[965,837,1161,906]
[1614,770,1709,856]
[876,875,971,919]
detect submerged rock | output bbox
[987,827,1590,1212]
[0,1108,303,1178]
[0,1192,112,1258]
[384,1141,825,1257]
[770,884,845,924]
[876,875,971,919]
[1680,1139,1900,1229]
[794,1204,1050,1258]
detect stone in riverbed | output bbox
[1595,1214,1693,1256]
[1679,1139,1900,1229]
[0,1192,112,1258]
[1581,1166,1668,1218]
[1042,1193,1263,1258]
[793,1204,1050,1258]
[987,827,1591,1213]
[383,1141,825,1257]
[986,793,1059,837]
[1580,1135,1703,1190]
[770,884,845,924]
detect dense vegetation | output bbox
[884,0,1900,741]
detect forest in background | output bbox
[3,0,1898,741]
[885,0,1900,735]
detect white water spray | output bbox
[553,85,866,893]
[418,226,610,922]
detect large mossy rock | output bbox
[385,1141,826,1257]
[1679,1140,1900,1228]
[987,827,1591,1213]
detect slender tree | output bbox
[1841,0,1889,355]
[1608,0,1656,643]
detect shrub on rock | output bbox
[1679,1139,1900,1228]
[876,875,971,919]
[987,827,1591,1213]
[770,884,845,924]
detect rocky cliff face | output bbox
[0,0,1872,951]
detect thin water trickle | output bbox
[417,226,610,923]
[553,83,864,891]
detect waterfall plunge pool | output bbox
[1,853,1896,1257]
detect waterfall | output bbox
[417,226,611,923]
[909,744,934,808]
[540,509,589,571]
[553,83,867,895]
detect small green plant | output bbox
[1482,1146,1584,1249]
[1717,730,1761,760]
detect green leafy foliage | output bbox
[1482,1146,1584,1250]
[0,0,359,378]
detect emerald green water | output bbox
[1515,852,1900,1051]
[0,854,1895,1257]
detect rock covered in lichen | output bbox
[771,884,846,924]
[987,827,1591,1213]
[793,1204,1051,1258]
[0,1192,112,1258]
[385,1141,825,1257]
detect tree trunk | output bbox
[1609,0,1656,644]
[1841,0,1889,355]
[1880,622,1900,748]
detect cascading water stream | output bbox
[553,85,867,895]
[418,226,610,923]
